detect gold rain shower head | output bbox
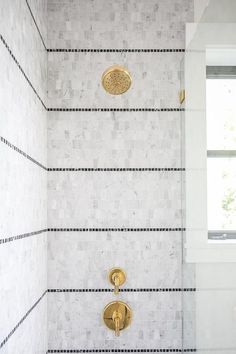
[102,65,132,95]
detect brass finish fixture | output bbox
[108,268,126,295]
[103,301,132,337]
[179,89,185,104]
[102,65,132,95]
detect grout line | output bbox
[0,290,47,349]
[47,349,196,353]
[47,48,186,53]
[47,108,184,112]
[0,136,47,170]
[48,288,196,293]
[48,168,185,171]
[25,0,47,51]
[0,34,47,110]
[0,229,47,245]
[48,228,185,232]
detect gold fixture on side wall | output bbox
[179,89,185,104]
[102,65,132,95]
[103,301,132,337]
[108,268,126,294]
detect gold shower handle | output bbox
[112,273,120,294]
[112,310,122,337]
[108,268,126,295]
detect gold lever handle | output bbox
[112,310,122,337]
[108,268,126,295]
[112,273,120,295]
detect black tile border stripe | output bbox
[0,34,47,110]
[48,168,185,172]
[0,136,47,170]
[47,350,196,353]
[0,229,47,245]
[25,0,47,50]
[47,48,185,53]
[48,228,185,232]
[48,288,196,293]
[0,290,47,349]
[0,228,184,246]
[1,136,185,173]
[47,108,184,112]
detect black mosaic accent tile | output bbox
[47,108,184,112]
[48,168,185,172]
[0,290,47,349]
[47,48,185,53]
[0,136,47,170]
[48,228,185,232]
[48,288,196,293]
[25,0,47,50]
[47,349,196,353]
[0,229,47,245]
[0,228,185,246]
[0,34,47,109]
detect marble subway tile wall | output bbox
[48,171,182,228]
[48,111,181,168]
[0,0,47,353]
[47,0,191,49]
[48,51,183,109]
[47,0,194,352]
[48,292,182,349]
[48,231,182,289]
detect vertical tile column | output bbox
[0,0,47,353]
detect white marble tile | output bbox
[48,231,182,288]
[0,143,47,239]
[47,0,193,49]
[183,292,196,349]
[48,171,182,228]
[47,52,183,108]
[47,111,181,168]
[0,43,47,166]
[27,0,47,44]
[48,292,182,349]
[0,294,47,354]
[0,0,47,101]
[0,233,47,345]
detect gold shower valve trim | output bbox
[102,65,132,95]
[108,268,126,294]
[103,301,132,337]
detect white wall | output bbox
[0,1,47,353]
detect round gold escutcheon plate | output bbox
[102,65,132,95]
[108,268,126,288]
[103,301,132,334]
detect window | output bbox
[206,68,236,240]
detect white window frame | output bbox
[184,23,236,262]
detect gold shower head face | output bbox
[102,65,132,95]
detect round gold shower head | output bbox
[102,65,132,95]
